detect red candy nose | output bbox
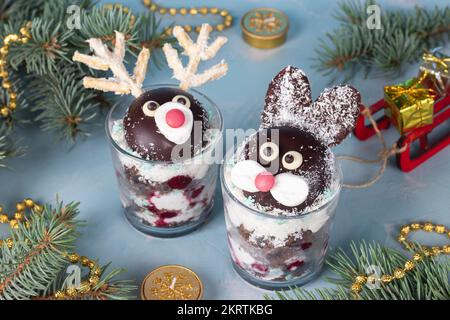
[166,109,185,128]
[255,172,275,192]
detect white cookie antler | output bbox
[163,23,228,90]
[73,31,150,98]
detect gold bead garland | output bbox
[0,199,102,300]
[351,222,450,296]
[51,252,103,300]
[142,0,233,35]
[0,22,32,119]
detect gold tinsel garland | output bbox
[142,0,233,35]
[351,222,450,296]
[0,199,104,300]
[0,22,31,119]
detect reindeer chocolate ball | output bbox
[230,66,361,214]
[73,24,228,236]
[73,24,228,161]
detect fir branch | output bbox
[69,6,140,54]
[8,18,73,76]
[314,0,450,81]
[0,125,23,168]
[0,200,137,300]
[267,241,450,300]
[0,201,81,300]
[29,64,98,142]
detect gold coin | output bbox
[141,265,203,300]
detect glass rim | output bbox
[220,152,342,220]
[105,83,224,165]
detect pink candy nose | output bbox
[166,109,185,128]
[255,172,275,192]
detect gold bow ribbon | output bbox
[422,52,450,74]
[385,81,435,101]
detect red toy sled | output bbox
[354,94,450,172]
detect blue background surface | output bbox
[0,0,449,299]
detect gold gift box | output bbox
[384,78,435,134]
[419,52,450,97]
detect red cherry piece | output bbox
[168,175,192,189]
[251,263,268,274]
[166,109,185,128]
[287,260,304,271]
[301,242,312,250]
[255,172,275,192]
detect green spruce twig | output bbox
[0,200,137,300]
[314,0,450,81]
[267,241,450,300]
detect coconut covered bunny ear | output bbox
[261,66,312,129]
[261,66,361,147]
[304,85,361,146]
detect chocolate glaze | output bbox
[124,87,209,161]
[241,127,333,213]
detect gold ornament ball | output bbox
[381,275,393,283]
[190,8,198,15]
[24,198,34,207]
[54,291,65,300]
[80,256,90,266]
[411,223,421,230]
[351,283,362,293]
[68,253,80,263]
[89,276,100,286]
[14,211,24,221]
[65,287,78,297]
[2,81,11,90]
[210,8,219,15]
[169,8,177,16]
[0,47,9,55]
[179,8,188,15]
[393,268,405,279]
[435,225,446,234]
[16,202,26,211]
[0,59,5,67]
[9,219,19,229]
[355,275,367,285]
[442,245,450,254]
[423,223,434,232]
[0,214,9,223]
[199,7,208,15]
[413,253,422,261]
[0,107,9,117]
[404,261,415,271]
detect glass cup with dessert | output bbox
[221,66,361,289]
[73,24,228,237]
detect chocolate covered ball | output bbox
[241,127,334,213]
[124,87,209,161]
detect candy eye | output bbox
[172,95,191,108]
[259,142,279,162]
[142,100,160,117]
[282,151,303,170]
